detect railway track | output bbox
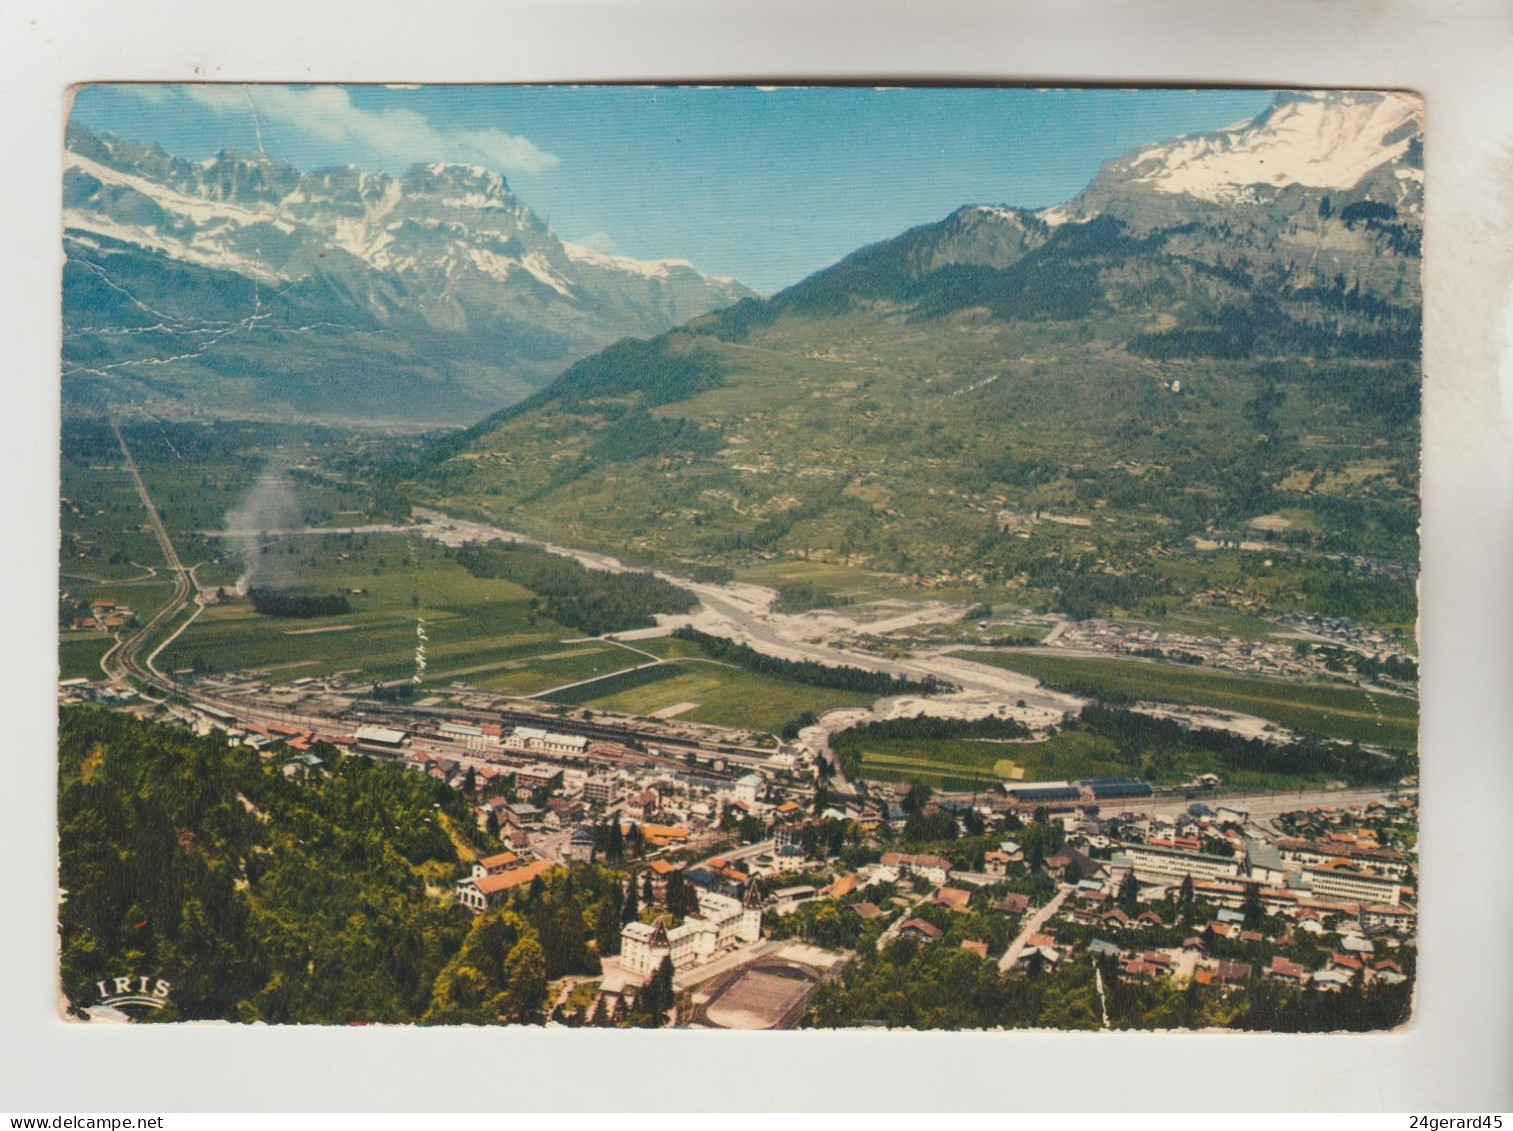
[103,418,193,695]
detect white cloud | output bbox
[574,230,618,253]
[172,84,559,175]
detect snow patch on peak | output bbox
[519,251,574,297]
[1127,91,1422,203]
[562,242,696,280]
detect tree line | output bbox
[454,540,697,636]
[248,587,352,618]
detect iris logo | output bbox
[94,974,172,1012]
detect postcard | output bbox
[58,84,1420,1031]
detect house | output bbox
[564,826,597,864]
[768,844,808,874]
[472,851,520,879]
[1330,952,1365,973]
[897,919,944,942]
[545,798,585,826]
[645,858,680,900]
[1119,958,1162,982]
[1088,938,1122,959]
[1207,920,1241,941]
[992,893,1031,917]
[823,874,859,900]
[1212,960,1253,987]
[626,790,661,823]
[849,902,886,921]
[733,773,762,807]
[454,859,559,913]
[1049,847,1103,881]
[959,940,989,959]
[931,887,972,913]
[506,802,544,827]
[1311,968,1354,992]
[1017,944,1060,969]
[983,850,1013,878]
[880,852,953,886]
[1265,956,1309,986]
[1360,903,1415,933]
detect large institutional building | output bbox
[621,883,763,976]
[1123,843,1245,880]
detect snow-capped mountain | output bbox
[1043,89,1423,225]
[62,122,753,423]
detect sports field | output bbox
[703,963,818,1030]
[846,728,1129,790]
[543,650,876,734]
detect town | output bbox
[59,654,1418,1030]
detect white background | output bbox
[1,0,1510,1113]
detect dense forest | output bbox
[57,707,612,1025]
[670,627,956,696]
[453,540,696,636]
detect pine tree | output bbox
[1241,881,1264,931]
[651,956,676,1026]
[642,870,655,905]
[1178,874,1195,925]
[621,875,640,924]
[666,870,699,918]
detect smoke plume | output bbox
[223,462,305,594]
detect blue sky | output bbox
[71,85,1273,293]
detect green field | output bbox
[958,651,1418,750]
[58,635,115,681]
[543,649,877,734]
[162,532,633,688]
[851,728,1129,790]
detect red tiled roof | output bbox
[933,887,972,911]
[898,918,943,940]
[472,859,558,896]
